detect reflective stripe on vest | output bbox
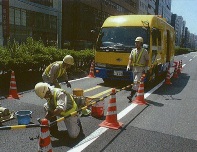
[44,61,66,78]
[133,48,145,67]
[49,88,77,117]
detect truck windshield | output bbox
[96,27,148,52]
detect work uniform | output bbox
[42,61,68,88]
[43,86,80,138]
[129,48,149,91]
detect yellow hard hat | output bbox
[63,55,74,65]
[135,37,143,43]
[34,82,49,99]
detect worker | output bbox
[34,82,83,139]
[126,37,149,102]
[42,55,74,88]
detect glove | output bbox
[49,83,54,86]
[144,66,149,73]
[127,65,130,71]
[66,82,71,88]
[45,111,54,120]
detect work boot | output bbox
[127,90,136,102]
[77,118,85,139]
[77,118,83,133]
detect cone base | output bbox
[99,120,123,130]
[173,75,178,79]
[164,81,172,85]
[132,99,147,105]
[7,94,21,99]
[88,74,95,78]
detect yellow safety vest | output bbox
[47,88,77,117]
[44,61,66,78]
[133,48,145,67]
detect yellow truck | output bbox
[94,15,175,83]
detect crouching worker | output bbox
[34,82,83,139]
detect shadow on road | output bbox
[155,73,190,96]
[51,130,85,148]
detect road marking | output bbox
[68,79,165,152]
[84,85,101,93]
[69,77,89,82]
[189,59,192,61]
[90,88,112,98]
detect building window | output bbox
[9,8,14,25]
[15,8,20,25]
[21,10,26,26]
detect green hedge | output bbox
[175,47,189,55]
[0,37,94,73]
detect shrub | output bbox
[0,37,94,73]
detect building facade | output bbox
[155,0,171,24]
[62,0,138,49]
[171,14,184,46]
[0,0,62,47]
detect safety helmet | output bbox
[63,55,74,65]
[34,82,49,99]
[135,37,143,43]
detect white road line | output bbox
[189,59,192,61]
[68,79,166,152]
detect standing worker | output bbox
[42,55,74,88]
[126,37,149,102]
[34,82,83,139]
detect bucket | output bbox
[91,99,104,118]
[15,110,32,125]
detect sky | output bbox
[171,0,197,34]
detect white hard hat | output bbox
[63,55,74,65]
[34,82,49,99]
[135,37,143,43]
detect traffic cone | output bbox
[132,76,147,105]
[177,61,181,74]
[38,119,52,152]
[180,60,183,70]
[164,67,172,85]
[7,71,21,99]
[173,61,178,67]
[172,64,178,79]
[88,60,95,78]
[99,88,123,129]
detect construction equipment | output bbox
[0,106,14,124]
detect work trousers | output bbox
[132,66,145,91]
[44,103,80,138]
[42,74,61,88]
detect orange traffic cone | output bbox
[180,60,183,70]
[99,88,123,129]
[177,61,181,74]
[172,64,178,79]
[132,76,147,105]
[38,119,52,152]
[88,60,95,78]
[7,71,21,99]
[173,61,178,67]
[164,67,172,85]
